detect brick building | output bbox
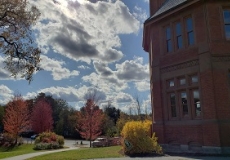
[143,0,230,154]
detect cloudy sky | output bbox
[0,0,150,113]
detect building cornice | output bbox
[144,0,201,26]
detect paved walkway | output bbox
[2,149,230,160]
[1,147,78,160]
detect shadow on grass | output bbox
[119,149,164,158]
[0,144,18,152]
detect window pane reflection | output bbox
[186,17,194,45]
[166,27,172,52]
[223,10,230,39]
[188,32,194,45]
[186,18,193,31]
[177,36,183,49]
[170,93,177,117]
[193,90,201,117]
[224,10,230,23]
[191,75,198,83]
[176,23,183,49]
[179,78,186,85]
[181,92,188,115]
[168,79,174,87]
[225,25,230,39]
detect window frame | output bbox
[190,89,202,119]
[175,21,183,49]
[165,26,173,53]
[165,73,201,120]
[185,17,195,46]
[223,9,230,40]
[168,92,177,119]
[179,90,190,118]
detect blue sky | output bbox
[0,0,150,113]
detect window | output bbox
[163,16,196,53]
[166,27,172,52]
[167,79,174,87]
[179,77,186,85]
[186,17,194,45]
[191,75,198,83]
[223,10,230,39]
[176,22,183,49]
[169,93,177,117]
[166,74,201,120]
[228,70,230,87]
[180,91,188,116]
[192,90,201,117]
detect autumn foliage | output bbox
[77,99,104,146]
[121,120,162,155]
[31,99,53,133]
[0,0,41,82]
[34,132,64,150]
[3,95,30,144]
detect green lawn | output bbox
[29,146,124,160]
[0,144,37,159]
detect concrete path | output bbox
[2,150,229,160]
[1,147,78,160]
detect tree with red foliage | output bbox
[3,95,30,144]
[77,99,104,147]
[31,98,53,133]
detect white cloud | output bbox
[40,55,79,80]
[0,57,11,80]
[115,57,149,81]
[83,57,149,93]
[134,80,150,91]
[115,92,133,103]
[0,85,13,104]
[82,72,128,93]
[31,0,140,64]
[133,5,148,22]
[0,56,24,81]
[24,86,83,102]
[78,65,90,70]
[24,85,106,103]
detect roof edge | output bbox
[144,0,200,25]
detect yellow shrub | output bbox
[121,120,162,155]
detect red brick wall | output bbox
[152,123,165,143]
[202,123,221,146]
[212,70,230,119]
[219,124,230,147]
[164,125,203,145]
[200,70,217,120]
[148,1,230,148]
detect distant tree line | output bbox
[0,92,151,143]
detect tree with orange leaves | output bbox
[3,95,30,144]
[31,98,53,133]
[77,99,104,147]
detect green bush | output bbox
[33,132,64,150]
[57,135,64,146]
[121,120,163,156]
[33,142,61,150]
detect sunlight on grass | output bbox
[0,144,37,159]
[29,146,124,160]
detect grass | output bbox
[0,144,37,159]
[28,146,124,160]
